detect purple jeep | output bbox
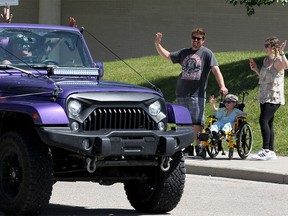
[0,23,193,216]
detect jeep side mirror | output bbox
[95,61,104,77]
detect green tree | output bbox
[227,0,288,15]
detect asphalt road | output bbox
[1,174,287,216]
[36,174,288,216]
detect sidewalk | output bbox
[184,153,288,184]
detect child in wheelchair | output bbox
[208,94,246,140]
[198,93,252,159]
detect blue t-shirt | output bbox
[215,107,246,125]
[170,46,218,98]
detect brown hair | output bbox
[264,36,281,56]
[191,28,206,40]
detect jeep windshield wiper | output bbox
[0,64,33,76]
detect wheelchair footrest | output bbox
[198,133,210,141]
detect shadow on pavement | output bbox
[0,204,171,216]
[184,155,243,161]
[41,204,170,216]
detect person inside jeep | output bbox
[1,34,34,64]
[0,10,78,65]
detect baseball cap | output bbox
[225,94,238,102]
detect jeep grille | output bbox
[82,108,157,130]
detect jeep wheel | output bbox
[0,131,53,216]
[124,152,185,213]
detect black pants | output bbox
[259,103,280,151]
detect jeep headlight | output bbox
[149,101,161,116]
[68,100,82,116]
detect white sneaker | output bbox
[251,149,273,161]
[270,151,277,160]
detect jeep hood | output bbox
[0,75,162,100]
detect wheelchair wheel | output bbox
[206,143,219,158]
[236,122,253,159]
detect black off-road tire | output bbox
[0,131,53,216]
[124,151,185,214]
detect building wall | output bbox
[7,0,288,61]
[8,0,39,23]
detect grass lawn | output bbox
[103,51,288,156]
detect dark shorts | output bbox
[177,96,205,126]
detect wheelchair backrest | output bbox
[236,103,245,111]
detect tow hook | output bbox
[160,156,172,172]
[86,157,97,173]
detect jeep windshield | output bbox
[0,26,94,68]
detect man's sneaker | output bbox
[183,145,194,156]
[270,151,277,160]
[195,144,204,156]
[251,149,273,161]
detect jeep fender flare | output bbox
[166,103,192,125]
[0,101,68,125]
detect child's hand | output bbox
[209,95,215,104]
[209,95,217,112]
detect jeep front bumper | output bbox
[36,127,193,157]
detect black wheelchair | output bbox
[198,92,253,160]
